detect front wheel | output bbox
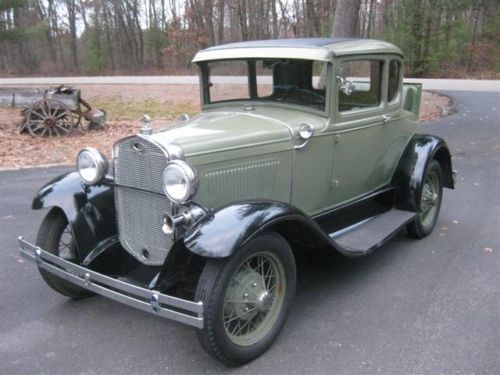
[36,209,94,299]
[407,160,443,238]
[195,232,296,366]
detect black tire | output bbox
[195,232,296,366]
[36,209,94,299]
[407,160,443,238]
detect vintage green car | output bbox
[19,38,454,365]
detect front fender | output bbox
[32,171,116,261]
[183,200,334,258]
[392,134,454,211]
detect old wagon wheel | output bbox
[25,99,78,137]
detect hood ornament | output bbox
[140,114,153,135]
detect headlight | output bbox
[162,160,198,203]
[76,147,108,185]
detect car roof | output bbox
[192,38,403,63]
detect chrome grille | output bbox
[114,136,166,194]
[114,136,172,265]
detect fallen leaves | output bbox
[0,87,452,170]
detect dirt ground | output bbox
[0,85,451,170]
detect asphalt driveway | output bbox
[0,91,498,374]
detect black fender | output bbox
[32,171,117,262]
[392,134,454,211]
[182,200,336,258]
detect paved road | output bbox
[1,76,499,92]
[1,91,499,374]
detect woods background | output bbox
[1,0,498,78]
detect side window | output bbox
[207,60,249,103]
[388,60,401,103]
[337,60,383,112]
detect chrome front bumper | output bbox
[18,236,203,328]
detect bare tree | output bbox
[65,0,78,68]
[331,0,362,38]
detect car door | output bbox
[327,55,404,206]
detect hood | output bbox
[149,111,294,158]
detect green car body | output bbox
[19,38,454,366]
[155,40,422,215]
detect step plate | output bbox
[330,209,417,254]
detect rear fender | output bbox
[32,171,116,261]
[392,134,454,211]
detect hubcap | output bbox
[223,251,286,346]
[257,291,272,312]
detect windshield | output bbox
[200,59,328,111]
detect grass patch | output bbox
[91,98,198,121]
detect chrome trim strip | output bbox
[137,134,172,160]
[328,217,372,239]
[18,237,203,329]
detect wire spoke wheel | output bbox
[26,99,76,137]
[420,170,440,228]
[195,232,296,365]
[58,224,78,261]
[36,210,94,299]
[223,251,286,346]
[407,160,443,238]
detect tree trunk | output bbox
[331,0,362,38]
[102,3,116,70]
[271,0,278,38]
[467,0,483,73]
[237,0,248,41]
[217,0,225,44]
[65,0,78,68]
[412,0,424,77]
[366,0,375,38]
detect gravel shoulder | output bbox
[0,86,450,170]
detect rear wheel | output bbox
[407,160,443,238]
[36,209,94,299]
[195,232,296,366]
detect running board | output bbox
[329,209,417,256]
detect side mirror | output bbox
[337,76,356,96]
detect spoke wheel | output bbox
[407,160,443,238]
[36,209,94,299]
[223,251,286,346]
[420,170,440,228]
[26,99,76,137]
[195,232,296,366]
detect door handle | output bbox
[383,114,393,123]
